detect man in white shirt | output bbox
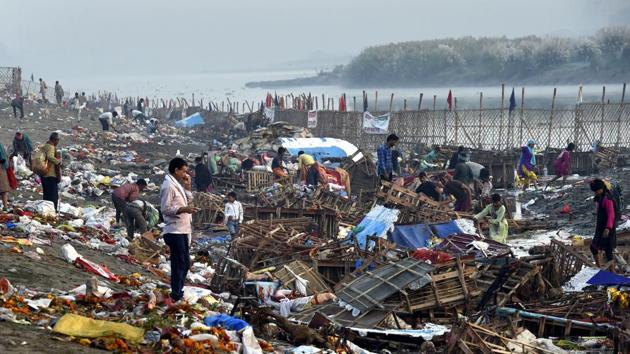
[98,110,118,131]
[224,191,243,236]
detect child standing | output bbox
[224,191,243,237]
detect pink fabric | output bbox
[603,196,615,230]
[553,150,571,176]
[112,183,139,202]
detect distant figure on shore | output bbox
[54,81,64,105]
[377,134,399,182]
[545,142,575,190]
[0,141,12,211]
[10,96,24,119]
[98,110,119,131]
[123,100,130,117]
[79,92,88,108]
[11,132,33,166]
[40,133,62,211]
[137,98,145,113]
[518,140,537,190]
[70,92,83,121]
[39,78,48,102]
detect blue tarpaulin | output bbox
[431,220,465,238]
[353,205,400,250]
[389,224,433,249]
[587,270,630,287]
[175,112,204,128]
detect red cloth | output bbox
[6,167,17,190]
[265,93,272,108]
[602,196,615,230]
[75,257,120,282]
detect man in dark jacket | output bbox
[11,96,24,119]
[194,157,212,192]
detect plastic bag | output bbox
[24,200,56,217]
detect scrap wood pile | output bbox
[233,121,311,153]
[233,217,321,268]
[377,181,459,224]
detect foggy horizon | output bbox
[2,0,629,79]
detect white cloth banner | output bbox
[307,110,317,128]
[362,111,390,134]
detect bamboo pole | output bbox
[548,88,557,148]
[454,97,459,144]
[432,95,437,145]
[599,86,606,143]
[375,91,378,111]
[499,84,505,150]
[418,93,423,110]
[616,83,626,147]
[389,93,394,112]
[478,92,483,148]
[353,96,356,112]
[519,87,525,146]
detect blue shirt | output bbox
[377,143,393,176]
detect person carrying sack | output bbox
[32,133,62,211]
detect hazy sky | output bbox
[1,0,629,78]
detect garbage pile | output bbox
[2,100,630,353]
[233,122,312,154]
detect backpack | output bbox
[31,146,49,176]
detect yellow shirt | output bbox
[297,154,315,169]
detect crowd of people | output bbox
[374,134,619,269]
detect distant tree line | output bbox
[342,27,630,86]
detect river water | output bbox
[62,70,626,110]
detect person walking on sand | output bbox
[474,193,509,243]
[590,179,618,271]
[160,157,199,303]
[377,134,399,182]
[70,92,83,121]
[224,191,243,237]
[54,81,64,105]
[39,78,48,102]
[40,133,62,211]
[0,141,12,211]
[112,179,147,225]
[10,96,24,119]
[11,132,33,167]
[545,142,575,191]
